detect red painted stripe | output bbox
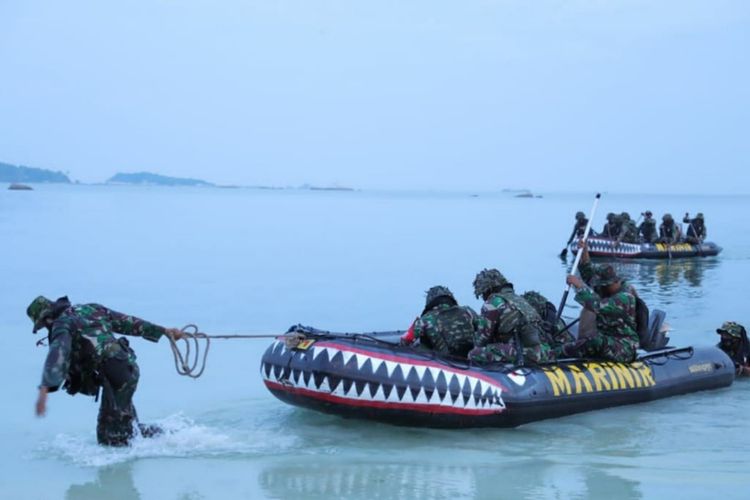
[265,380,504,416]
[310,341,509,391]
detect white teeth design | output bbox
[263,346,506,412]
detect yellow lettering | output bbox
[586,363,612,391]
[611,363,637,389]
[545,367,572,396]
[636,363,656,386]
[602,363,620,390]
[570,365,593,394]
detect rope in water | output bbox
[166,324,306,378]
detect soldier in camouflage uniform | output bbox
[556,242,639,362]
[601,213,618,239]
[658,213,682,244]
[565,211,590,246]
[521,290,574,347]
[401,286,488,358]
[716,321,750,377]
[27,295,184,446]
[639,211,657,243]
[683,212,707,244]
[467,269,553,365]
[616,212,639,244]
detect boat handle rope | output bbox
[167,324,306,379]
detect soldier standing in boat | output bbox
[639,211,657,243]
[716,322,750,376]
[658,213,682,244]
[401,286,488,358]
[27,295,184,446]
[683,212,707,244]
[556,242,639,363]
[467,269,552,364]
[565,211,590,247]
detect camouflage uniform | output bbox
[617,213,639,244]
[716,321,750,376]
[28,296,168,446]
[556,263,639,362]
[639,212,657,243]
[522,290,574,347]
[565,212,589,245]
[468,270,551,364]
[403,286,488,358]
[683,213,707,244]
[601,213,621,240]
[658,214,681,243]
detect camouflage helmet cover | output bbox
[27,295,53,333]
[644,210,653,217]
[716,321,745,339]
[662,213,673,221]
[592,265,620,288]
[473,268,508,298]
[606,212,615,221]
[696,212,704,220]
[620,212,631,221]
[575,211,585,220]
[425,286,454,307]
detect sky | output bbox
[0,1,748,193]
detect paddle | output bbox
[555,193,601,323]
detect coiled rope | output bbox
[166,324,306,379]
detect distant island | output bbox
[0,161,71,183]
[107,172,213,187]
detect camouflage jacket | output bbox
[639,219,657,242]
[683,218,706,239]
[475,287,542,349]
[618,221,639,243]
[566,219,589,244]
[601,222,621,239]
[574,285,638,345]
[41,304,167,391]
[409,304,488,357]
[659,222,681,242]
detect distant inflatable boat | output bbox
[569,237,722,259]
[261,326,734,428]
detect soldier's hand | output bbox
[35,387,48,417]
[566,275,584,289]
[166,328,185,341]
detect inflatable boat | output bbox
[261,322,735,428]
[569,237,722,259]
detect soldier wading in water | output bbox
[27,295,185,446]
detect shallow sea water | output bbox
[2,185,749,499]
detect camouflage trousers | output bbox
[555,335,637,363]
[97,357,141,446]
[468,343,554,365]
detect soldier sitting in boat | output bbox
[556,242,639,363]
[521,290,574,346]
[639,211,658,243]
[683,212,707,244]
[565,211,590,247]
[716,321,750,377]
[616,212,639,244]
[401,286,488,358]
[601,212,621,239]
[467,269,553,364]
[658,213,682,244]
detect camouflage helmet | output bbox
[606,212,615,221]
[716,321,745,339]
[425,286,454,307]
[521,291,550,318]
[644,210,653,217]
[27,296,53,333]
[696,212,704,220]
[662,213,673,222]
[473,268,508,298]
[575,211,585,220]
[592,265,620,288]
[620,212,631,221]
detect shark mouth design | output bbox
[579,238,641,255]
[262,340,506,415]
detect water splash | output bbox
[39,413,243,467]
